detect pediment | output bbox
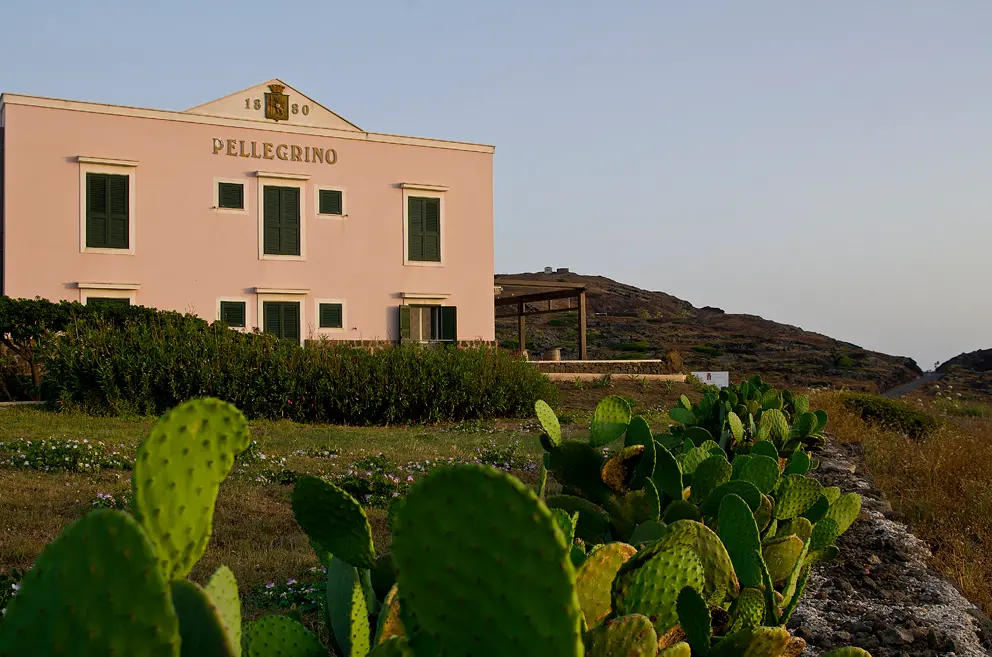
[185,79,362,132]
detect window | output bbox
[399,305,456,343]
[86,173,129,249]
[263,301,300,344]
[262,185,301,256]
[319,302,343,329]
[217,182,244,210]
[318,189,343,216]
[219,300,246,328]
[87,297,130,309]
[407,197,440,262]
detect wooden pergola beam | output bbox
[494,289,581,307]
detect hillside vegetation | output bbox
[496,272,921,392]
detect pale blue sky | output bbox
[2,2,989,369]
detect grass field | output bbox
[0,378,692,621]
[814,390,992,615]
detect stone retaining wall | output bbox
[530,360,681,375]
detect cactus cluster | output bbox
[0,387,867,656]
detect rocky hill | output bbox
[495,272,921,392]
[933,348,992,401]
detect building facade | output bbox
[0,79,495,345]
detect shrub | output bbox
[691,344,723,357]
[840,393,941,439]
[614,341,651,352]
[42,312,557,424]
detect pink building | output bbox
[0,79,495,345]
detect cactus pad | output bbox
[292,475,376,569]
[718,494,762,588]
[753,495,774,532]
[630,520,668,546]
[536,399,562,447]
[738,456,780,495]
[368,636,414,656]
[243,615,326,657]
[653,443,684,500]
[729,587,766,632]
[205,565,241,656]
[793,412,818,437]
[659,643,691,657]
[576,542,638,628]
[602,444,646,494]
[131,397,251,580]
[759,409,789,444]
[326,556,371,657]
[590,395,632,446]
[689,456,732,503]
[0,509,180,657]
[821,649,872,657]
[583,614,659,657]
[171,580,236,657]
[374,585,406,645]
[710,627,791,657]
[761,536,805,584]
[728,411,745,442]
[750,441,779,462]
[683,443,719,475]
[685,427,715,447]
[669,407,696,426]
[626,417,657,489]
[791,395,810,416]
[801,495,830,524]
[612,543,706,633]
[551,508,578,546]
[776,517,813,543]
[392,464,583,656]
[664,499,702,523]
[808,518,839,549]
[825,493,863,536]
[701,480,762,518]
[605,481,661,540]
[546,495,612,543]
[774,475,822,520]
[548,441,612,504]
[821,486,842,505]
[676,587,711,656]
[814,409,829,431]
[783,451,811,475]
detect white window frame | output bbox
[314,185,348,219]
[254,288,309,335]
[312,298,347,336]
[400,183,448,267]
[213,177,249,215]
[256,172,309,261]
[217,296,251,331]
[77,282,140,306]
[78,157,138,255]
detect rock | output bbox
[880,627,915,645]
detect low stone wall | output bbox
[530,359,681,375]
[303,339,498,350]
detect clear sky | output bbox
[2,2,989,369]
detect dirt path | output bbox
[881,372,943,399]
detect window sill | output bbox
[316,213,347,220]
[82,247,135,256]
[260,254,306,262]
[403,260,444,268]
[214,206,248,215]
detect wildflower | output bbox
[406,476,414,482]
[286,578,296,585]
[265,581,275,589]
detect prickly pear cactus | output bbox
[761,536,805,584]
[547,442,612,505]
[536,399,562,447]
[658,643,691,657]
[243,615,326,657]
[675,587,711,655]
[821,648,873,657]
[204,565,242,657]
[689,456,732,503]
[825,492,862,536]
[583,614,659,656]
[326,556,371,657]
[653,443,684,500]
[576,542,637,628]
[374,585,406,645]
[392,464,584,656]
[292,475,376,569]
[718,494,762,588]
[710,626,791,657]
[171,579,237,657]
[131,397,251,580]
[367,636,414,656]
[0,509,181,657]
[773,475,822,520]
[700,480,761,518]
[590,395,632,447]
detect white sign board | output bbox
[691,371,730,388]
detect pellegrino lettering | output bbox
[212,138,338,165]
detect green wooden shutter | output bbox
[108,175,129,249]
[440,306,457,343]
[87,297,130,308]
[423,198,440,262]
[220,301,246,327]
[408,197,424,261]
[263,187,282,254]
[282,302,300,344]
[281,187,300,256]
[319,189,342,215]
[218,182,244,209]
[319,303,342,328]
[399,305,411,341]
[86,173,108,248]
[263,302,281,335]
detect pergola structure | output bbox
[494,278,588,359]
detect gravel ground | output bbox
[788,440,992,656]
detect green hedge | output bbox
[840,393,941,439]
[42,311,557,424]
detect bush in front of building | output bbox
[41,309,557,423]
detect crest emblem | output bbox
[264,84,289,122]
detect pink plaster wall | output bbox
[1,103,495,342]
